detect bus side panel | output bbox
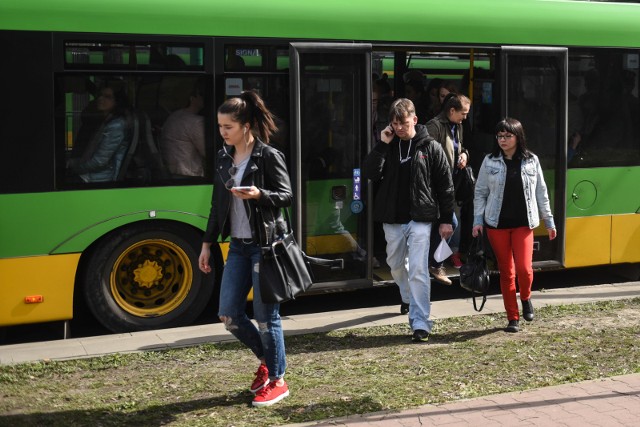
[0,187,211,258]
[50,211,206,255]
[0,254,80,326]
[566,167,640,218]
[612,214,640,264]
[565,216,610,268]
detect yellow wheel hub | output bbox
[110,239,193,317]
[133,260,164,288]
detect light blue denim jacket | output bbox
[473,153,555,230]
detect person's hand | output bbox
[548,227,557,240]
[457,152,468,169]
[381,125,394,144]
[230,186,260,200]
[472,225,483,237]
[439,223,453,240]
[198,244,212,274]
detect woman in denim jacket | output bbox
[472,118,557,333]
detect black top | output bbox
[497,155,528,228]
[395,138,414,223]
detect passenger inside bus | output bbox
[438,81,460,106]
[427,93,472,281]
[404,78,430,124]
[159,79,206,177]
[372,74,394,144]
[425,78,444,122]
[67,83,133,183]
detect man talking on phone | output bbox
[363,98,455,343]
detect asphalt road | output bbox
[1,265,636,346]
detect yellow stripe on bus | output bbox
[612,213,640,264]
[564,214,640,268]
[0,254,80,326]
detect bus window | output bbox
[568,49,640,168]
[220,44,290,157]
[57,73,213,187]
[64,41,204,70]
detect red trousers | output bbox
[486,227,534,321]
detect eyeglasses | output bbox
[224,166,238,190]
[496,134,515,140]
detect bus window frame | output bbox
[52,33,214,189]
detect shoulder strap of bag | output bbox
[472,289,487,312]
[282,208,343,270]
[471,234,487,312]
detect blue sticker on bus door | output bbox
[353,168,361,200]
[351,168,363,214]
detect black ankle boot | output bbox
[400,302,410,315]
[522,299,534,322]
[505,319,519,333]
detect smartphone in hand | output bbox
[232,186,252,191]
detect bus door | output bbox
[290,43,372,288]
[501,46,567,268]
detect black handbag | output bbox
[260,231,313,303]
[259,210,343,304]
[453,166,475,203]
[459,235,491,312]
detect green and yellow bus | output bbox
[1,0,639,334]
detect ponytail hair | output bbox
[441,93,470,114]
[218,90,278,144]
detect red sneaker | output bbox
[252,380,289,407]
[451,252,463,269]
[250,364,270,394]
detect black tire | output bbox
[82,221,215,333]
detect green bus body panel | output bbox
[566,167,640,218]
[1,0,639,48]
[0,186,212,258]
[306,179,357,236]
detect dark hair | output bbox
[218,90,278,144]
[102,81,131,122]
[491,117,532,159]
[439,81,459,95]
[405,79,424,96]
[441,93,470,114]
[388,98,416,122]
[185,78,206,108]
[426,78,444,95]
[374,74,392,96]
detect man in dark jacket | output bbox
[363,98,455,342]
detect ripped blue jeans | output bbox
[218,239,286,379]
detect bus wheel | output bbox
[83,222,214,333]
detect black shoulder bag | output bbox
[459,235,491,311]
[259,209,343,304]
[453,166,475,204]
[255,153,342,304]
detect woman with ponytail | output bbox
[198,90,293,407]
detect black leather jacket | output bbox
[203,139,292,245]
[362,124,455,224]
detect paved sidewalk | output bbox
[1,282,639,365]
[287,374,640,427]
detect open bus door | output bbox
[290,43,373,290]
[501,46,567,269]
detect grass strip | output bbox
[1,298,639,427]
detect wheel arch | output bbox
[72,219,224,331]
